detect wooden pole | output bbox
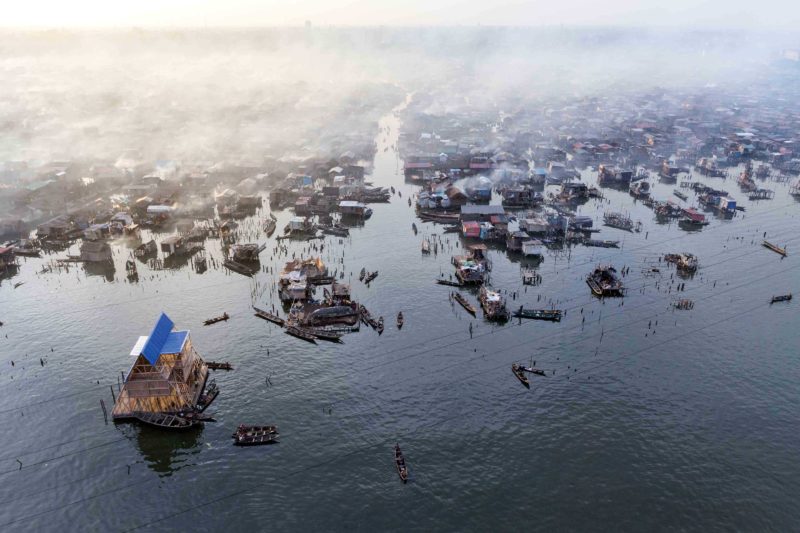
[100,399,108,425]
[109,385,116,403]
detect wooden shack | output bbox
[113,313,208,420]
[80,240,113,263]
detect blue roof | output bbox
[141,313,174,365]
[161,331,189,355]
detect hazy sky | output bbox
[2,0,799,28]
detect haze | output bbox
[3,0,800,29]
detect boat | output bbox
[395,444,409,483]
[479,286,510,321]
[417,211,460,224]
[520,366,547,377]
[586,265,624,297]
[203,312,230,326]
[452,292,477,315]
[421,239,431,254]
[762,241,787,257]
[320,225,350,237]
[264,218,277,236]
[511,364,531,388]
[436,279,463,287]
[234,433,279,446]
[603,212,635,232]
[673,189,688,201]
[629,180,651,199]
[664,253,698,273]
[285,326,317,344]
[207,361,233,371]
[411,223,418,235]
[359,267,366,281]
[584,239,619,248]
[132,411,200,430]
[771,293,792,303]
[359,305,381,330]
[196,381,220,412]
[232,424,278,438]
[364,271,379,284]
[134,239,157,258]
[304,328,343,343]
[512,308,562,322]
[397,312,404,329]
[253,306,285,327]
[377,317,384,335]
[223,259,257,276]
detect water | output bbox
[1,103,799,532]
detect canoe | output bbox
[771,293,792,303]
[232,424,278,438]
[234,433,279,446]
[762,241,787,256]
[203,312,230,326]
[285,326,317,344]
[395,444,409,483]
[207,361,233,371]
[436,279,463,287]
[377,317,384,335]
[511,364,531,388]
[520,366,547,377]
[253,306,285,327]
[452,292,477,315]
[397,312,404,329]
[512,308,562,322]
[305,328,344,343]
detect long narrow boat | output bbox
[512,308,562,322]
[452,292,477,315]
[364,271,379,284]
[436,279,463,287]
[511,364,531,388]
[377,317,385,335]
[520,366,547,377]
[132,411,200,430]
[224,259,257,276]
[359,267,366,281]
[395,444,409,483]
[207,361,233,371]
[253,306,285,327]
[305,328,343,343]
[232,425,278,438]
[397,312,404,329]
[203,312,230,326]
[285,326,317,344]
[264,218,277,236]
[771,293,792,303]
[673,189,688,201]
[234,433,279,446]
[762,240,787,257]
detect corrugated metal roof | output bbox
[141,313,174,365]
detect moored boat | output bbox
[586,265,624,297]
[397,312,404,329]
[512,307,562,322]
[207,361,233,371]
[771,293,792,303]
[253,306,285,327]
[452,291,477,315]
[285,326,317,344]
[479,286,510,321]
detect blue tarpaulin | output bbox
[141,313,174,365]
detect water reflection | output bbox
[129,424,204,477]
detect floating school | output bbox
[113,313,212,422]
